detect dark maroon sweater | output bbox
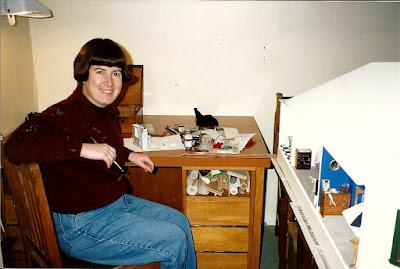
[4,86,132,213]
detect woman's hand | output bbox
[128,152,154,173]
[80,143,116,168]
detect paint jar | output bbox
[184,133,193,150]
[179,125,186,134]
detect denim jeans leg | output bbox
[123,195,196,269]
[52,195,196,269]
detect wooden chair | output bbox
[2,157,160,269]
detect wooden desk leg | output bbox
[250,167,265,269]
[278,196,288,269]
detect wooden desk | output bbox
[125,115,271,269]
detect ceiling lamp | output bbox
[1,0,52,25]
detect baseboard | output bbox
[264,216,276,226]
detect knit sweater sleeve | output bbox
[4,106,82,165]
[123,147,134,163]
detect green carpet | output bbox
[260,225,279,269]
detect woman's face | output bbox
[82,65,123,108]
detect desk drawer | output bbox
[197,252,247,269]
[187,196,250,226]
[192,226,248,252]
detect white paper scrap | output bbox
[124,135,185,152]
[223,127,240,139]
[239,133,256,151]
[203,129,222,140]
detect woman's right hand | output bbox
[80,143,117,168]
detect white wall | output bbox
[1,17,36,136]
[22,1,400,224]
[1,16,37,268]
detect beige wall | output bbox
[2,1,400,224]
[1,17,36,136]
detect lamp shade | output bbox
[1,0,52,18]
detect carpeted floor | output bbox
[260,225,279,269]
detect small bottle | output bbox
[142,129,149,151]
[179,125,186,134]
[184,133,193,150]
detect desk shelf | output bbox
[185,169,251,198]
[183,168,253,269]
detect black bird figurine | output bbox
[194,108,219,127]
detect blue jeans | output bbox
[52,194,196,269]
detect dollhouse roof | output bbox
[283,62,400,186]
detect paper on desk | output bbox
[203,129,222,140]
[223,127,240,139]
[222,127,256,151]
[208,130,256,154]
[124,135,185,152]
[238,133,256,151]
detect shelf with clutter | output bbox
[185,169,251,197]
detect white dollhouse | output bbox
[274,62,400,268]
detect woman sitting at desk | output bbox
[4,38,196,269]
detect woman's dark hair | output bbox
[74,38,132,83]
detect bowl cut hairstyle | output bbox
[74,38,132,83]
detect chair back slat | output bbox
[18,167,49,257]
[5,160,63,268]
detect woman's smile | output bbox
[82,65,123,108]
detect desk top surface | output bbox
[127,115,271,168]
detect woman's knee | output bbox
[169,223,189,245]
[172,211,191,230]
[155,224,188,268]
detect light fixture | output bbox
[1,0,52,26]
